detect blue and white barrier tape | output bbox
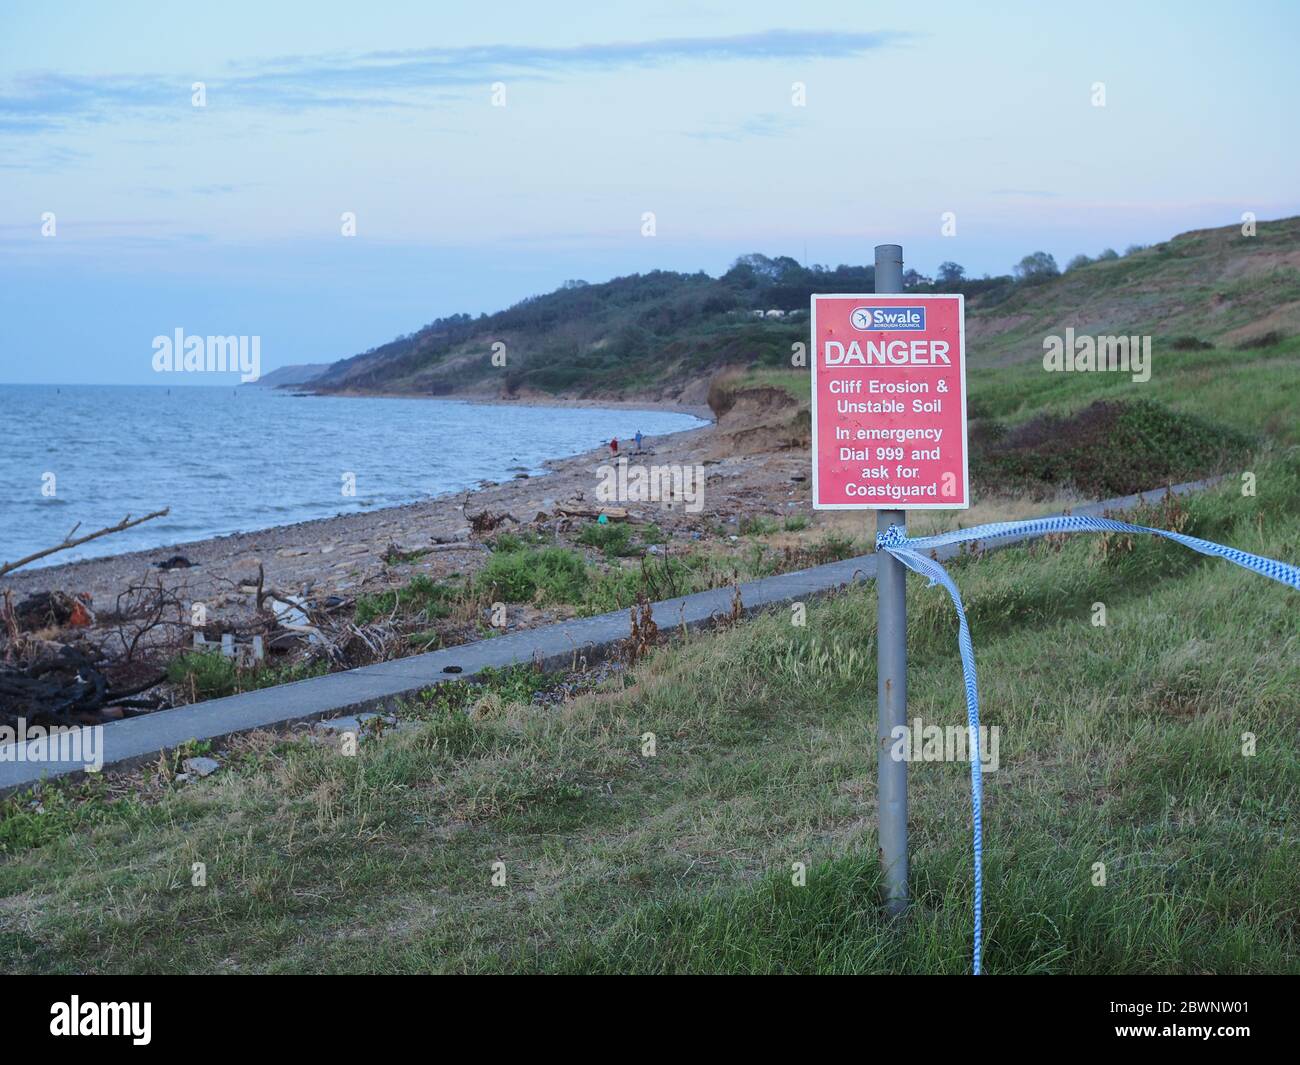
[875,514,1300,976]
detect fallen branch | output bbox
[557,505,629,520]
[0,508,170,579]
[110,575,187,662]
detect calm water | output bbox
[0,385,705,568]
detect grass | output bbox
[4,455,1298,973]
[0,778,150,855]
[730,366,811,405]
[960,219,1300,365]
[470,525,862,617]
[165,650,330,701]
[738,515,778,536]
[968,335,1300,448]
[4,326,1294,973]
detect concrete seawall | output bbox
[0,480,1214,794]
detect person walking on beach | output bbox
[610,437,619,456]
[635,429,643,452]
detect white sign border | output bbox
[810,291,969,511]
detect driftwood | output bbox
[465,508,513,533]
[557,505,629,520]
[0,509,170,579]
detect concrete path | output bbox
[0,480,1212,793]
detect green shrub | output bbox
[490,531,549,553]
[476,548,589,603]
[577,522,641,558]
[355,574,458,624]
[973,399,1253,498]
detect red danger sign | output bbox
[811,293,969,509]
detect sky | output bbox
[1,0,1297,385]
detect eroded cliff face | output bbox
[703,372,809,461]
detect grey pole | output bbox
[874,243,908,915]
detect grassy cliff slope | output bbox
[309,217,1299,401]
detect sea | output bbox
[0,385,706,569]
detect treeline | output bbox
[905,242,1150,305]
[314,243,1154,395]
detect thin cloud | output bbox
[684,112,801,142]
[0,142,89,170]
[990,188,1062,198]
[0,30,911,131]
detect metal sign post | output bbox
[810,246,969,917]
[872,244,909,914]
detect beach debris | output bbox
[315,712,395,740]
[557,504,629,521]
[0,642,166,728]
[237,564,402,666]
[0,508,170,579]
[13,591,95,631]
[465,507,512,534]
[183,755,221,777]
[154,555,195,570]
[102,577,189,663]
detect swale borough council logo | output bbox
[850,305,926,331]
